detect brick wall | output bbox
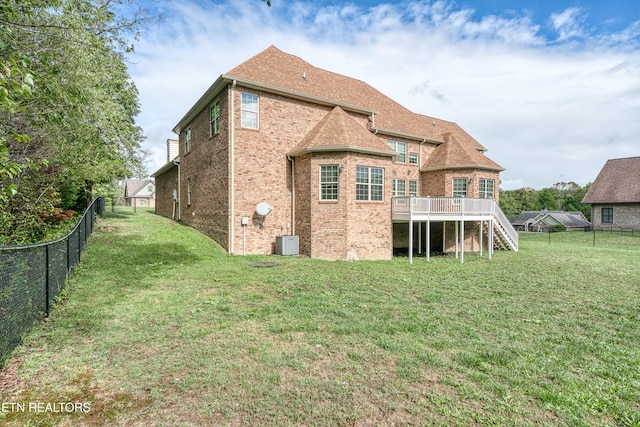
[173,81,501,260]
[590,203,640,230]
[154,165,178,218]
[178,87,231,250]
[231,89,333,255]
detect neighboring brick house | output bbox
[582,156,640,231]
[124,179,155,208]
[153,46,516,260]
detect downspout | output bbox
[230,80,237,254]
[287,155,296,236]
[174,159,181,221]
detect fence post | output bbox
[45,245,50,317]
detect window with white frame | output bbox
[479,179,495,199]
[409,180,418,197]
[185,128,191,154]
[187,178,192,205]
[409,152,418,165]
[387,140,406,163]
[210,99,220,136]
[241,93,259,129]
[392,179,406,197]
[453,178,467,198]
[356,166,384,201]
[320,165,339,200]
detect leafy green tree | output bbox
[0,0,151,243]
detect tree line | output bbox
[0,0,153,244]
[499,181,592,221]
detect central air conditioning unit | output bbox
[275,235,299,256]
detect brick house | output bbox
[153,46,517,261]
[582,156,640,231]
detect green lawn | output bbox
[1,212,640,426]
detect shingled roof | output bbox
[224,45,487,151]
[422,133,504,172]
[582,156,640,203]
[289,106,396,158]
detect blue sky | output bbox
[128,0,640,189]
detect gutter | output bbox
[287,155,295,236]
[229,80,237,255]
[173,74,377,134]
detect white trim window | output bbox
[187,178,192,205]
[453,178,467,198]
[409,180,418,197]
[387,140,406,163]
[185,128,191,154]
[241,93,259,129]
[210,99,220,136]
[392,179,406,197]
[409,152,418,165]
[320,165,339,200]
[479,179,494,199]
[356,166,384,201]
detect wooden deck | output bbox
[391,197,518,263]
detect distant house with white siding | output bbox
[124,179,155,208]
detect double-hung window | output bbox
[241,93,259,129]
[320,165,339,200]
[387,140,406,163]
[210,99,220,136]
[356,166,384,201]
[601,207,613,224]
[409,180,418,197]
[185,128,191,154]
[453,178,467,198]
[409,153,418,165]
[479,179,494,199]
[392,179,406,197]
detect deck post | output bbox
[426,220,430,262]
[489,218,493,260]
[454,221,459,259]
[479,220,483,257]
[460,220,465,264]
[409,217,413,264]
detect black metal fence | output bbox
[0,197,104,367]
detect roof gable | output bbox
[582,156,640,203]
[422,133,504,172]
[125,179,154,198]
[288,106,396,158]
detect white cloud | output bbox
[129,0,640,190]
[550,7,587,40]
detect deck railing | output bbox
[392,196,518,252]
[392,197,496,217]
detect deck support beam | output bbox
[426,220,430,262]
[409,217,413,264]
[460,220,465,264]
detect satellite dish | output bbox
[256,202,272,216]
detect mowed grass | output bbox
[1,212,640,426]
